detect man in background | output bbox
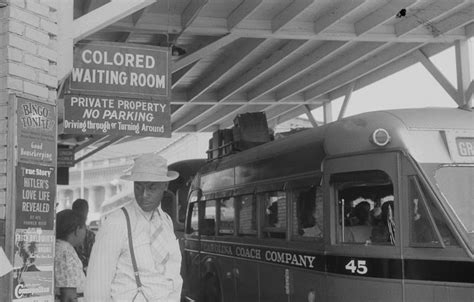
[72,198,96,273]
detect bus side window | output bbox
[219,197,235,235]
[237,195,257,236]
[408,176,458,247]
[260,191,287,239]
[200,200,216,236]
[292,186,323,240]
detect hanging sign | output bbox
[57,146,75,167]
[17,98,56,165]
[63,94,171,137]
[68,41,170,98]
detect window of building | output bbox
[219,197,235,235]
[292,186,323,240]
[331,170,395,245]
[260,191,287,239]
[237,195,257,236]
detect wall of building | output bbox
[0,1,59,300]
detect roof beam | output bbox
[182,0,209,30]
[171,38,269,119]
[355,0,416,36]
[465,81,474,104]
[394,0,465,37]
[304,42,422,101]
[248,41,348,101]
[414,49,457,102]
[106,19,467,43]
[314,0,365,34]
[171,61,198,89]
[228,0,264,31]
[217,39,309,101]
[266,102,323,125]
[73,0,156,43]
[198,93,309,131]
[328,43,451,101]
[187,39,267,102]
[303,105,318,127]
[172,33,239,72]
[276,42,385,102]
[338,81,355,120]
[272,0,314,32]
[432,4,474,37]
[200,41,351,130]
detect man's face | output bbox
[134,181,168,212]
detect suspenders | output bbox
[121,207,149,302]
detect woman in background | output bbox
[54,209,86,302]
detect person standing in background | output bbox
[55,209,87,302]
[72,199,96,273]
[85,153,182,302]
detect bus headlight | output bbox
[370,128,391,147]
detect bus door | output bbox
[199,196,236,302]
[183,190,202,301]
[401,157,471,301]
[324,152,403,302]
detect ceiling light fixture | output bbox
[171,44,186,57]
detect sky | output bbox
[311,40,473,122]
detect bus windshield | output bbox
[434,166,474,236]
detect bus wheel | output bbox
[199,273,221,302]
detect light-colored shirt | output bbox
[0,246,12,277]
[54,240,86,294]
[85,202,182,302]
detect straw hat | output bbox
[120,153,179,182]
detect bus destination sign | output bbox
[456,137,474,157]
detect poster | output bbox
[63,94,171,137]
[12,229,54,302]
[16,98,56,165]
[16,163,56,230]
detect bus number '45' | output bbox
[345,259,368,275]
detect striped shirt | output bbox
[84,202,182,302]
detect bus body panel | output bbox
[181,108,474,302]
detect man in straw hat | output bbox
[85,153,182,301]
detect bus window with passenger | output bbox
[260,191,287,239]
[331,170,395,245]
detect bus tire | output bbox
[199,272,221,302]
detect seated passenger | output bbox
[345,201,372,243]
[371,201,395,244]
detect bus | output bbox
[177,108,474,302]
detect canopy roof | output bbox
[62,0,474,162]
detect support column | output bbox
[455,39,472,108]
[323,101,333,124]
